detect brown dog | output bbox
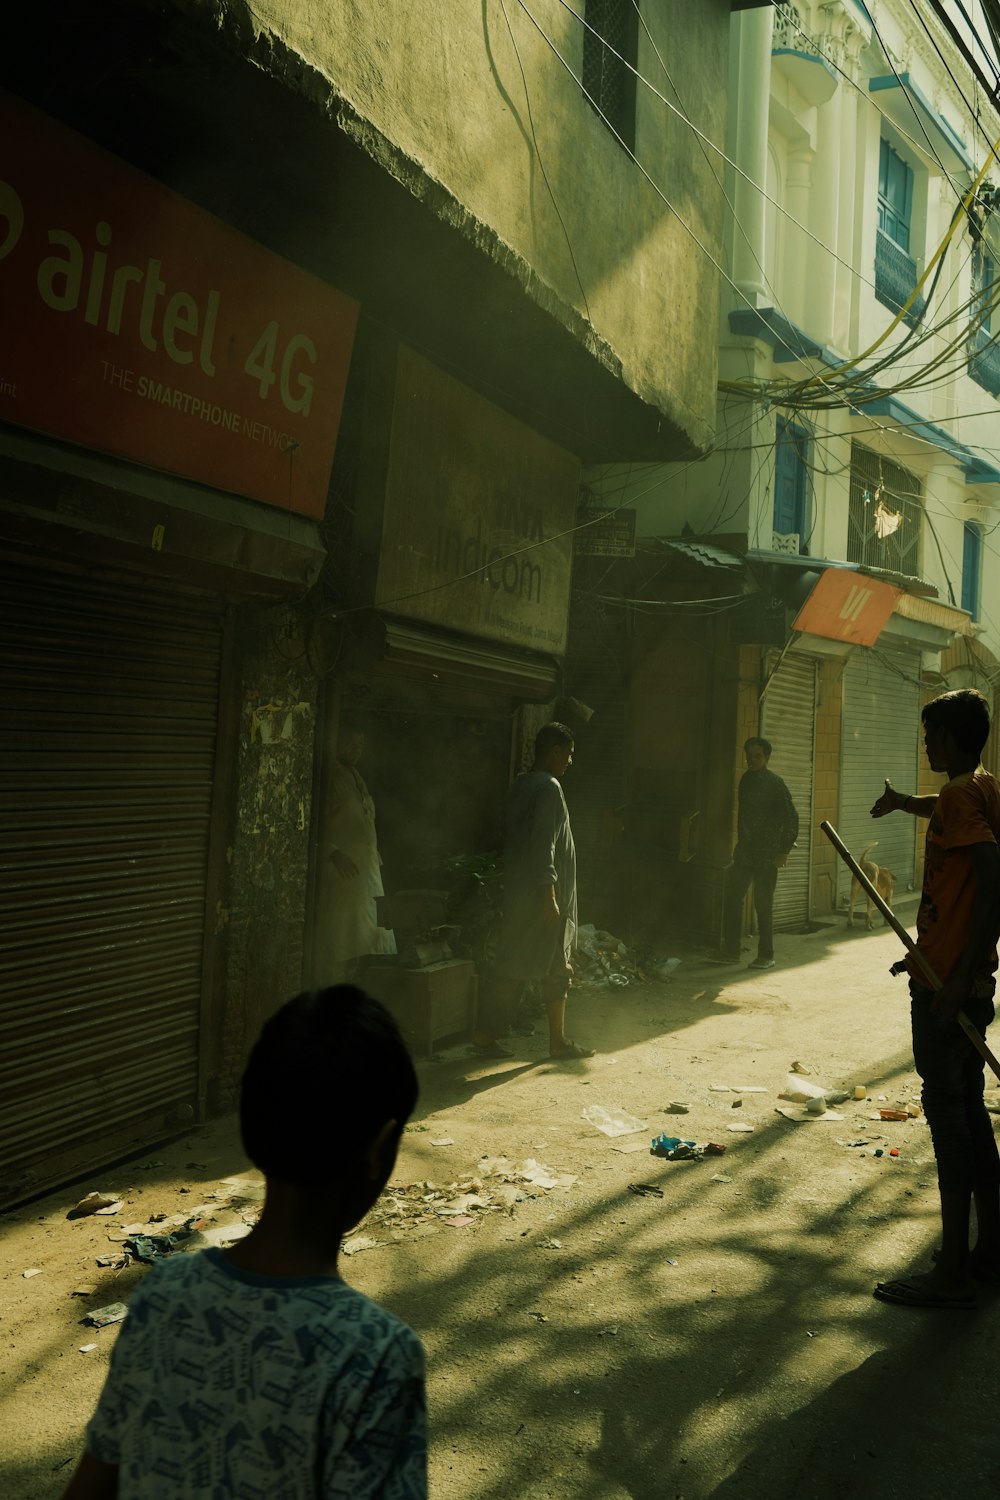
[847,842,896,930]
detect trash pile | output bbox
[650,1134,727,1162]
[346,1155,580,1254]
[65,1176,264,1270]
[574,925,680,987]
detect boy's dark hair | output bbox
[744,736,772,758]
[922,688,991,757]
[535,721,574,757]
[240,986,419,1185]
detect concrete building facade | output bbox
[0,0,741,1199]
[578,0,1000,948]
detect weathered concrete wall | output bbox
[215,603,318,1105]
[186,0,730,454]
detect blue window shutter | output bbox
[962,522,981,619]
[774,419,808,538]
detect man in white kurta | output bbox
[326,723,395,980]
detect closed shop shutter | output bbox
[761,652,816,929]
[839,648,920,905]
[0,557,225,1204]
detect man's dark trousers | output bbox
[722,857,778,961]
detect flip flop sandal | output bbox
[469,1041,515,1059]
[627,1183,664,1199]
[548,1041,595,1060]
[873,1277,976,1309]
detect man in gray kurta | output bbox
[472,722,593,1060]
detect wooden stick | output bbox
[820,819,1000,1084]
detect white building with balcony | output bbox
[577,0,1000,940]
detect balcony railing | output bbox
[968,328,1000,397]
[874,229,926,329]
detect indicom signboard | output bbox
[793,567,901,647]
[0,90,359,518]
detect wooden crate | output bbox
[362,959,477,1058]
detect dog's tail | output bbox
[859,842,879,864]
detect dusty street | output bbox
[4,916,1000,1500]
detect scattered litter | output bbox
[183,1222,251,1252]
[122,1219,201,1263]
[733,1086,767,1094]
[907,1102,922,1117]
[780,1073,828,1103]
[95,1254,129,1269]
[877,1093,887,1101]
[709,1084,732,1093]
[791,1060,812,1075]
[71,1287,96,1298]
[582,1104,647,1138]
[541,1237,562,1249]
[666,1257,679,1266]
[22,1268,41,1279]
[446,1216,476,1229]
[430,1138,454,1147]
[727,1123,754,1133]
[650,1135,727,1161]
[711,1174,733,1184]
[731,1098,743,1109]
[854,1085,868,1100]
[627,1182,664,1198]
[879,1110,909,1122]
[653,958,682,981]
[84,1303,128,1328]
[775,1105,845,1122]
[528,1311,548,1322]
[574,925,657,986]
[612,1138,652,1154]
[78,1344,99,1354]
[664,1101,691,1114]
[342,1234,382,1256]
[889,1148,900,1158]
[67,1193,123,1221]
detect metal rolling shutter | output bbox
[761,652,816,929]
[0,558,224,1203]
[839,648,920,905]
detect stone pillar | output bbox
[730,5,774,307]
[811,83,842,347]
[785,145,813,329]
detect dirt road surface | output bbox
[4,918,1000,1499]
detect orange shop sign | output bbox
[792,567,901,647]
[0,90,358,518]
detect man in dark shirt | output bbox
[715,736,799,970]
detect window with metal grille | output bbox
[847,444,921,576]
[967,243,1000,395]
[972,243,996,335]
[582,0,639,150]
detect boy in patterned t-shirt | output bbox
[61,987,427,1499]
[869,688,1000,1309]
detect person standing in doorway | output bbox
[472,721,593,1061]
[715,736,798,970]
[325,717,396,981]
[868,688,1000,1308]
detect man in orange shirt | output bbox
[869,688,1000,1308]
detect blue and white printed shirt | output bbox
[86,1248,427,1498]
